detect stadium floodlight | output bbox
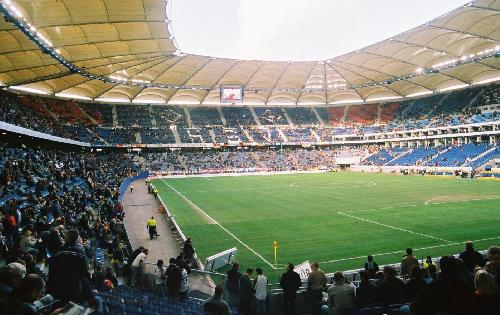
[472,77,500,85]
[439,84,469,92]
[406,91,433,98]
[55,93,91,100]
[9,86,50,95]
[366,96,403,102]
[329,99,364,105]
[132,99,166,104]
[95,97,130,103]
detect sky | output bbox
[170,0,471,61]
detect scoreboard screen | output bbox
[220,85,243,103]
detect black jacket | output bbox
[279,270,301,294]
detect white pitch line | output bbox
[345,195,500,214]
[161,179,277,270]
[337,211,453,244]
[318,236,500,265]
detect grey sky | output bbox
[170,0,471,61]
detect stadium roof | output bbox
[0,0,499,105]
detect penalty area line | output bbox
[160,179,277,270]
[318,235,500,265]
[337,212,453,244]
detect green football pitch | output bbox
[152,172,500,282]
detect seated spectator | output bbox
[0,274,46,315]
[484,245,500,289]
[459,241,485,273]
[203,284,231,315]
[0,262,26,299]
[321,271,356,315]
[404,265,426,302]
[410,255,472,315]
[104,267,118,288]
[422,256,436,270]
[469,269,500,315]
[379,266,406,306]
[91,264,105,290]
[355,270,380,307]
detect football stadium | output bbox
[0,0,499,314]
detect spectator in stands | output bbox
[410,255,472,315]
[154,259,166,293]
[321,271,356,315]
[307,262,327,315]
[179,265,190,301]
[364,255,379,278]
[253,267,268,315]
[379,265,406,306]
[0,274,48,315]
[166,257,182,297]
[355,270,379,307]
[485,245,500,289]
[280,263,301,315]
[400,248,418,277]
[176,252,191,274]
[183,237,195,263]
[459,241,486,272]
[0,262,26,299]
[404,265,427,302]
[422,256,436,270]
[127,246,145,284]
[203,284,231,315]
[91,264,106,290]
[226,263,241,307]
[104,267,118,288]
[46,229,91,304]
[239,267,254,315]
[130,248,148,287]
[469,269,500,314]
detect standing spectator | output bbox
[410,256,472,315]
[203,285,231,315]
[280,263,301,315]
[379,266,406,306]
[226,263,241,307]
[166,258,182,297]
[307,262,327,315]
[176,252,191,274]
[321,271,356,315]
[469,269,500,315]
[183,237,195,263]
[253,267,268,315]
[238,267,254,315]
[179,266,190,301]
[154,259,166,293]
[364,255,379,278]
[130,248,148,287]
[400,248,418,277]
[46,229,91,304]
[459,241,485,272]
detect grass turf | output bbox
[152,172,500,283]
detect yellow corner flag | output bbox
[273,240,278,267]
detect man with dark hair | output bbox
[459,241,486,272]
[364,255,379,278]
[321,271,356,315]
[166,258,182,297]
[253,267,268,315]
[410,255,472,314]
[146,216,157,240]
[183,237,195,263]
[307,262,327,315]
[379,265,406,306]
[203,285,231,315]
[280,263,301,315]
[46,229,91,304]
[401,248,418,277]
[130,248,148,287]
[238,267,254,315]
[355,270,379,307]
[226,263,241,307]
[485,245,500,288]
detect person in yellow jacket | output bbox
[147,216,158,240]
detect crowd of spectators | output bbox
[0,144,138,313]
